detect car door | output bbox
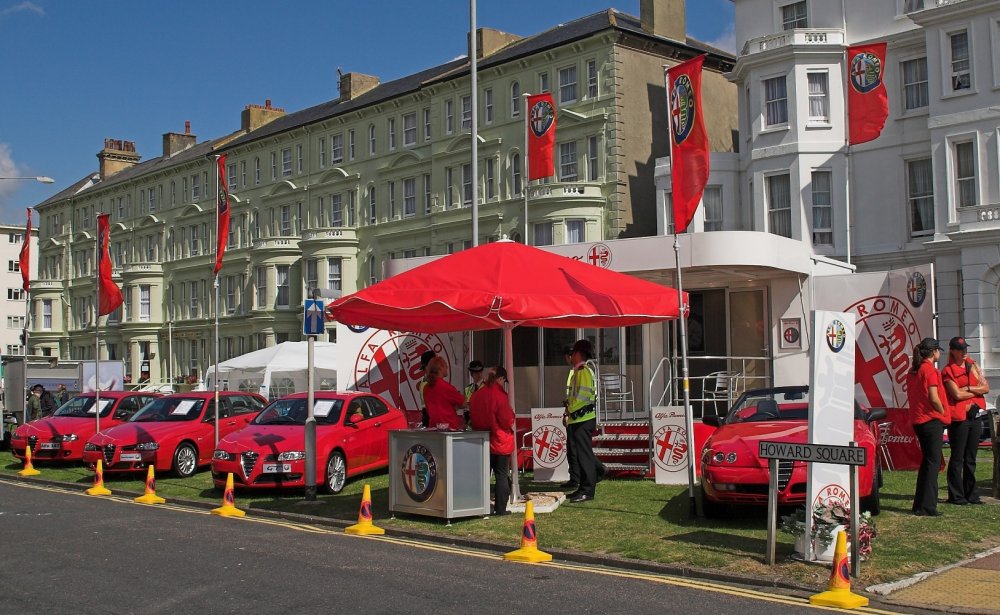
[360,395,392,465]
[342,397,376,470]
[228,395,261,428]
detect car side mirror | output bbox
[702,415,723,428]
[347,412,364,427]
[866,407,888,423]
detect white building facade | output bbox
[658,0,1000,391]
[0,223,37,358]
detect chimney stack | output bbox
[640,0,686,42]
[338,72,380,102]
[97,138,141,181]
[162,121,197,158]
[241,99,286,132]
[468,28,523,59]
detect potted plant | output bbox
[780,502,876,562]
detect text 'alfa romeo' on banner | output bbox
[530,408,569,483]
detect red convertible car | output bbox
[700,386,886,516]
[11,392,161,462]
[83,391,266,477]
[211,391,408,494]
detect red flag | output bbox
[667,55,710,234]
[18,208,31,292]
[215,154,230,275]
[847,43,889,145]
[97,214,124,316]
[526,93,556,180]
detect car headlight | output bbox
[135,442,159,451]
[725,452,737,464]
[213,450,234,461]
[62,434,79,442]
[84,443,100,451]
[278,451,306,461]
[711,451,725,464]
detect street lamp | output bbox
[0,176,55,184]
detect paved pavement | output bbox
[867,495,1000,614]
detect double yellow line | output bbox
[0,479,897,613]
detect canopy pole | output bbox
[674,234,696,516]
[504,325,521,504]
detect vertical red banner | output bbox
[215,154,230,275]
[846,43,889,145]
[97,214,124,316]
[18,208,31,292]
[667,55,710,234]
[526,93,556,180]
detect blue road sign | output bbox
[303,299,325,336]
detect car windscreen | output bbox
[53,396,115,418]
[725,391,810,424]
[130,397,206,422]
[252,398,344,426]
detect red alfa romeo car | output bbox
[211,391,408,494]
[83,391,266,478]
[700,386,886,516]
[11,392,161,462]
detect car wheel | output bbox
[325,452,347,494]
[700,484,727,518]
[862,467,881,516]
[172,443,199,478]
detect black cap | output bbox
[918,337,943,351]
[31,384,42,392]
[949,336,969,350]
[420,350,436,368]
[468,360,484,373]
[563,345,574,355]
[571,339,593,359]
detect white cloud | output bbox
[0,2,45,18]
[705,21,736,55]
[0,142,28,222]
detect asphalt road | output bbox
[0,480,848,615]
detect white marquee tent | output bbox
[205,341,337,400]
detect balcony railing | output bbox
[956,202,1000,230]
[526,183,603,201]
[740,28,844,57]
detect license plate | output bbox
[262,463,292,473]
[119,453,142,462]
[39,442,60,450]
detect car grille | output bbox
[240,452,259,478]
[777,460,794,491]
[103,444,116,465]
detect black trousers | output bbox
[913,419,944,514]
[490,453,511,515]
[567,417,598,497]
[946,418,982,503]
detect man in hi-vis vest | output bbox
[564,339,600,502]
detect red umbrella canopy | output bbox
[327,240,686,333]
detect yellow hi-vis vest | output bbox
[566,362,597,424]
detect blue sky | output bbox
[0,0,735,225]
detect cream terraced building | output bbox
[29,3,738,384]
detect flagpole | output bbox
[214,155,221,447]
[470,0,479,247]
[95,218,101,435]
[843,37,853,265]
[21,209,31,425]
[523,92,530,245]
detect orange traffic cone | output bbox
[85,459,112,496]
[810,530,869,609]
[134,465,165,505]
[345,484,384,535]
[18,445,41,477]
[211,473,246,517]
[504,500,552,563]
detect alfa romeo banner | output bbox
[530,408,569,483]
[807,310,856,523]
[650,406,688,485]
[336,324,465,421]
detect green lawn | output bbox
[3,450,997,588]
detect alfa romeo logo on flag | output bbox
[401,444,437,502]
[826,319,847,353]
[670,74,696,144]
[906,272,926,307]
[850,52,883,94]
[530,100,554,138]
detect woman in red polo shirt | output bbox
[422,356,466,431]
[941,336,989,505]
[468,366,515,516]
[906,337,950,516]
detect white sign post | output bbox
[650,406,688,484]
[529,408,569,483]
[806,310,856,562]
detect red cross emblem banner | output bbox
[846,43,889,145]
[529,409,569,483]
[666,54,709,234]
[215,154,230,275]
[96,213,124,316]
[526,93,556,180]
